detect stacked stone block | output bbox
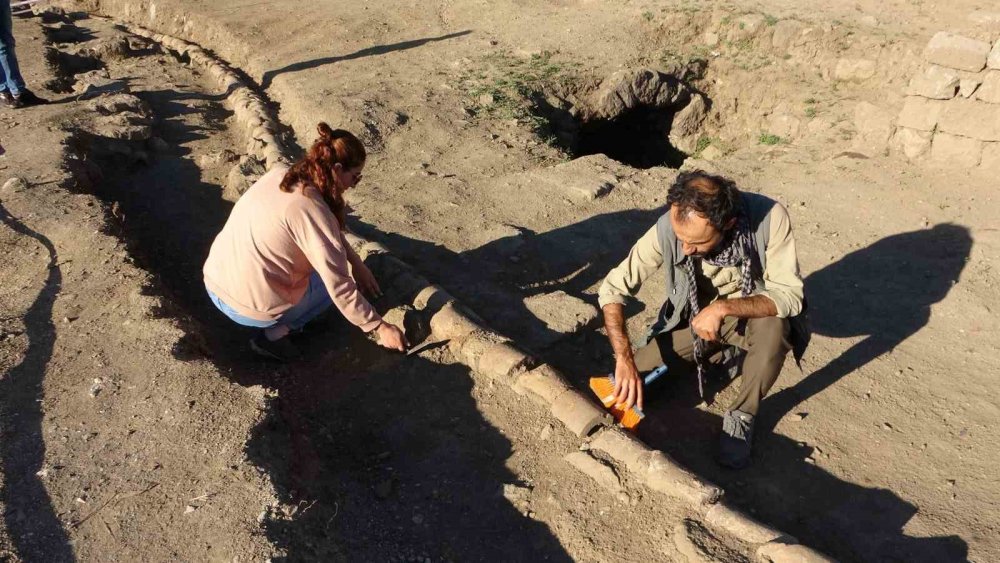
[892,31,1000,168]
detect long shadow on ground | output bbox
[86,77,571,561]
[0,203,75,562]
[361,209,972,562]
[260,31,473,90]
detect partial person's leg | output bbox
[716,316,791,469]
[0,1,26,96]
[276,272,333,331]
[721,316,791,416]
[632,326,696,373]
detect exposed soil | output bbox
[3,0,1000,561]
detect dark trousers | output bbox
[632,316,791,416]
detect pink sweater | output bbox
[203,165,381,331]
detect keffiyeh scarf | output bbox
[684,215,757,399]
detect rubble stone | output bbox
[924,32,990,72]
[937,97,1000,140]
[907,65,960,99]
[896,96,946,132]
[890,127,933,159]
[930,133,983,167]
[973,71,1000,104]
[989,40,1000,70]
[834,58,877,82]
[980,142,1000,169]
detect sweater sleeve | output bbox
[598,225,664,308]
[759,203,804,318]
[287,202,382,332]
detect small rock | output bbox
[2,177,28,193]
[89,379,104,398]
[882,422,893,431]
[478,93,495,106]
[539,424,553,440]
[789,412,807,422]
[184,505,197,514]
[502,483,532,505]
[411,514,424,524]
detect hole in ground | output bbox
[530,68,707,169]
[575,104,688,169]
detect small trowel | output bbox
[406,337,449,356]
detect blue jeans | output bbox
[207,272,333,331]
[0,0,26,96]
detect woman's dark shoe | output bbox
[1,91,23,109]
[250,333,302,362]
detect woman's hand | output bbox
[353,263,382,298]
[376,322,409,352]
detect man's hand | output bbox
[691,301,728,342]
[613,356,644,411]
[353,263,382,298]
[376,322,409,352]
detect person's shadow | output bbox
[260,31,472,90]
[361,214,973,562]
[761,223,973,433]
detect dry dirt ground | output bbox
[2,0,1000,561]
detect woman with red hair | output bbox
[203,123,407,360]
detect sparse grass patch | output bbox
[758,132,782,145]
[456,50,578,145]
[643,11,654,22]
[764,14,778,26]
[805,107,817,118]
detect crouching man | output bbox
[598,170,808,469]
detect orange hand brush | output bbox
[589,364,668,430]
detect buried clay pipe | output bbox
[550,388,611,438]
[513,364,572,406]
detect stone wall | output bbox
[892,31,1000,169]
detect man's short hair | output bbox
[666,170,741,231]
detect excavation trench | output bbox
[31,12,691,561]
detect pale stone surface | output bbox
[989,40,1000,70]
[907,65,960,99]
[834,58,877,81]
[527,155,620,200]
[852,102,893,154]
[765,113,801,139]
[896,96,945,132]
[771,20,806,53]
[891,127,933,159]
[973,70,1000,103]
[924,32,990,72]
[930,132,984,167]
[523,290,599,346]
[959,72,983,98]
[937,97,1000,140]
[980,142,1000,169]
